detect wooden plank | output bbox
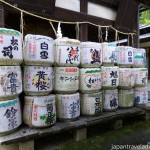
[0,119,86,145]
[84,107,145,126]
[0,107,146,145]
[0,143,18,150]
[0,3,4,27]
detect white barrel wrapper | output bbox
[24,66,53,95]
[117,46,133,67]
[102,42,117,65]
[81,92,102,116]
[23,95,56,127]
[0,98,22,134]
[103,89,118,111]
[0,28,22,65]
[133,48,146,68]
[134,68,148,87]
[54,37,80,66]
[56,93,80,121]
[81,42,102,67]
[119,68,135,89]
[101,66,119,89]
[79,68,101,93]
[0,66,22,100]
[54,67,79,93]
[24,34,54,66]
[118,89,134,108]
[134,87,148,105]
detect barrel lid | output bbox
[54,37,80,45]
[0,28,21,36]
[25,34,53,42]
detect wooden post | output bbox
[19,140,34,150]
[79,0,88,41]
[111,119,123,130]
[74,128,87,141]
[0,3,4,27]
[0,143,19,150]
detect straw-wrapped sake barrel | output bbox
[0,66,22,101]
[54,37,80,66]
[24,66,53,96]
[0,28,22,65]
[134,68,148,87]
[0,98,22,136]
[102,42,117,66]
[56,93,80,121]
[81,92,102,116]
[133,48,146,68]
[117,46,133,68]
[24,34,54,66]
[54,67,79,93]
[23,95,56,128]
[101,66,119,89]
[119,68,135,89]
[118,89,134,108]
[79,68,101,93]
[81,42,102,68]
[134,87,148,106]
[103,89,118,111]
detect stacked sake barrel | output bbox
[80,42,102,116]
[101,43,119,111]
[0,28,22,135]
[117,46,135,108]
[23,34,56,128]
[133,48,148,107]
[54,37,80,121]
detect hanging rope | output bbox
[98,26,103,43]
[76,22,80,40]
[105,27,108,42]
[49,21,57,38]
[131,33,134,47]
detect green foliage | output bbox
[140,10,150,24]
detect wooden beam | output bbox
[3,3,114,26]
[5,0,56,14]
[80,0,88,42]
[0,3,4,27]
[115,0,139,33]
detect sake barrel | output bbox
[79,68,101,93]
[134,87,148,106]
[118,89,134,108]
[133,48,146,68]
[80,92,102,116]
[102,42,117,66]
[103,89,118,111]
[81,42,102,68]
[119,68,135,89]
[0,98,22,136]
[24,66,53,96]
[54,67,79,93]
[24,34,54,66]
[56,93,80,121]
[101,66,119,89]
[23,95,56,127]
[117,46,133,68]
[0,66,22,101]
[54,37,80,66]
[0,28,22,65]
[134,68,148,87]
